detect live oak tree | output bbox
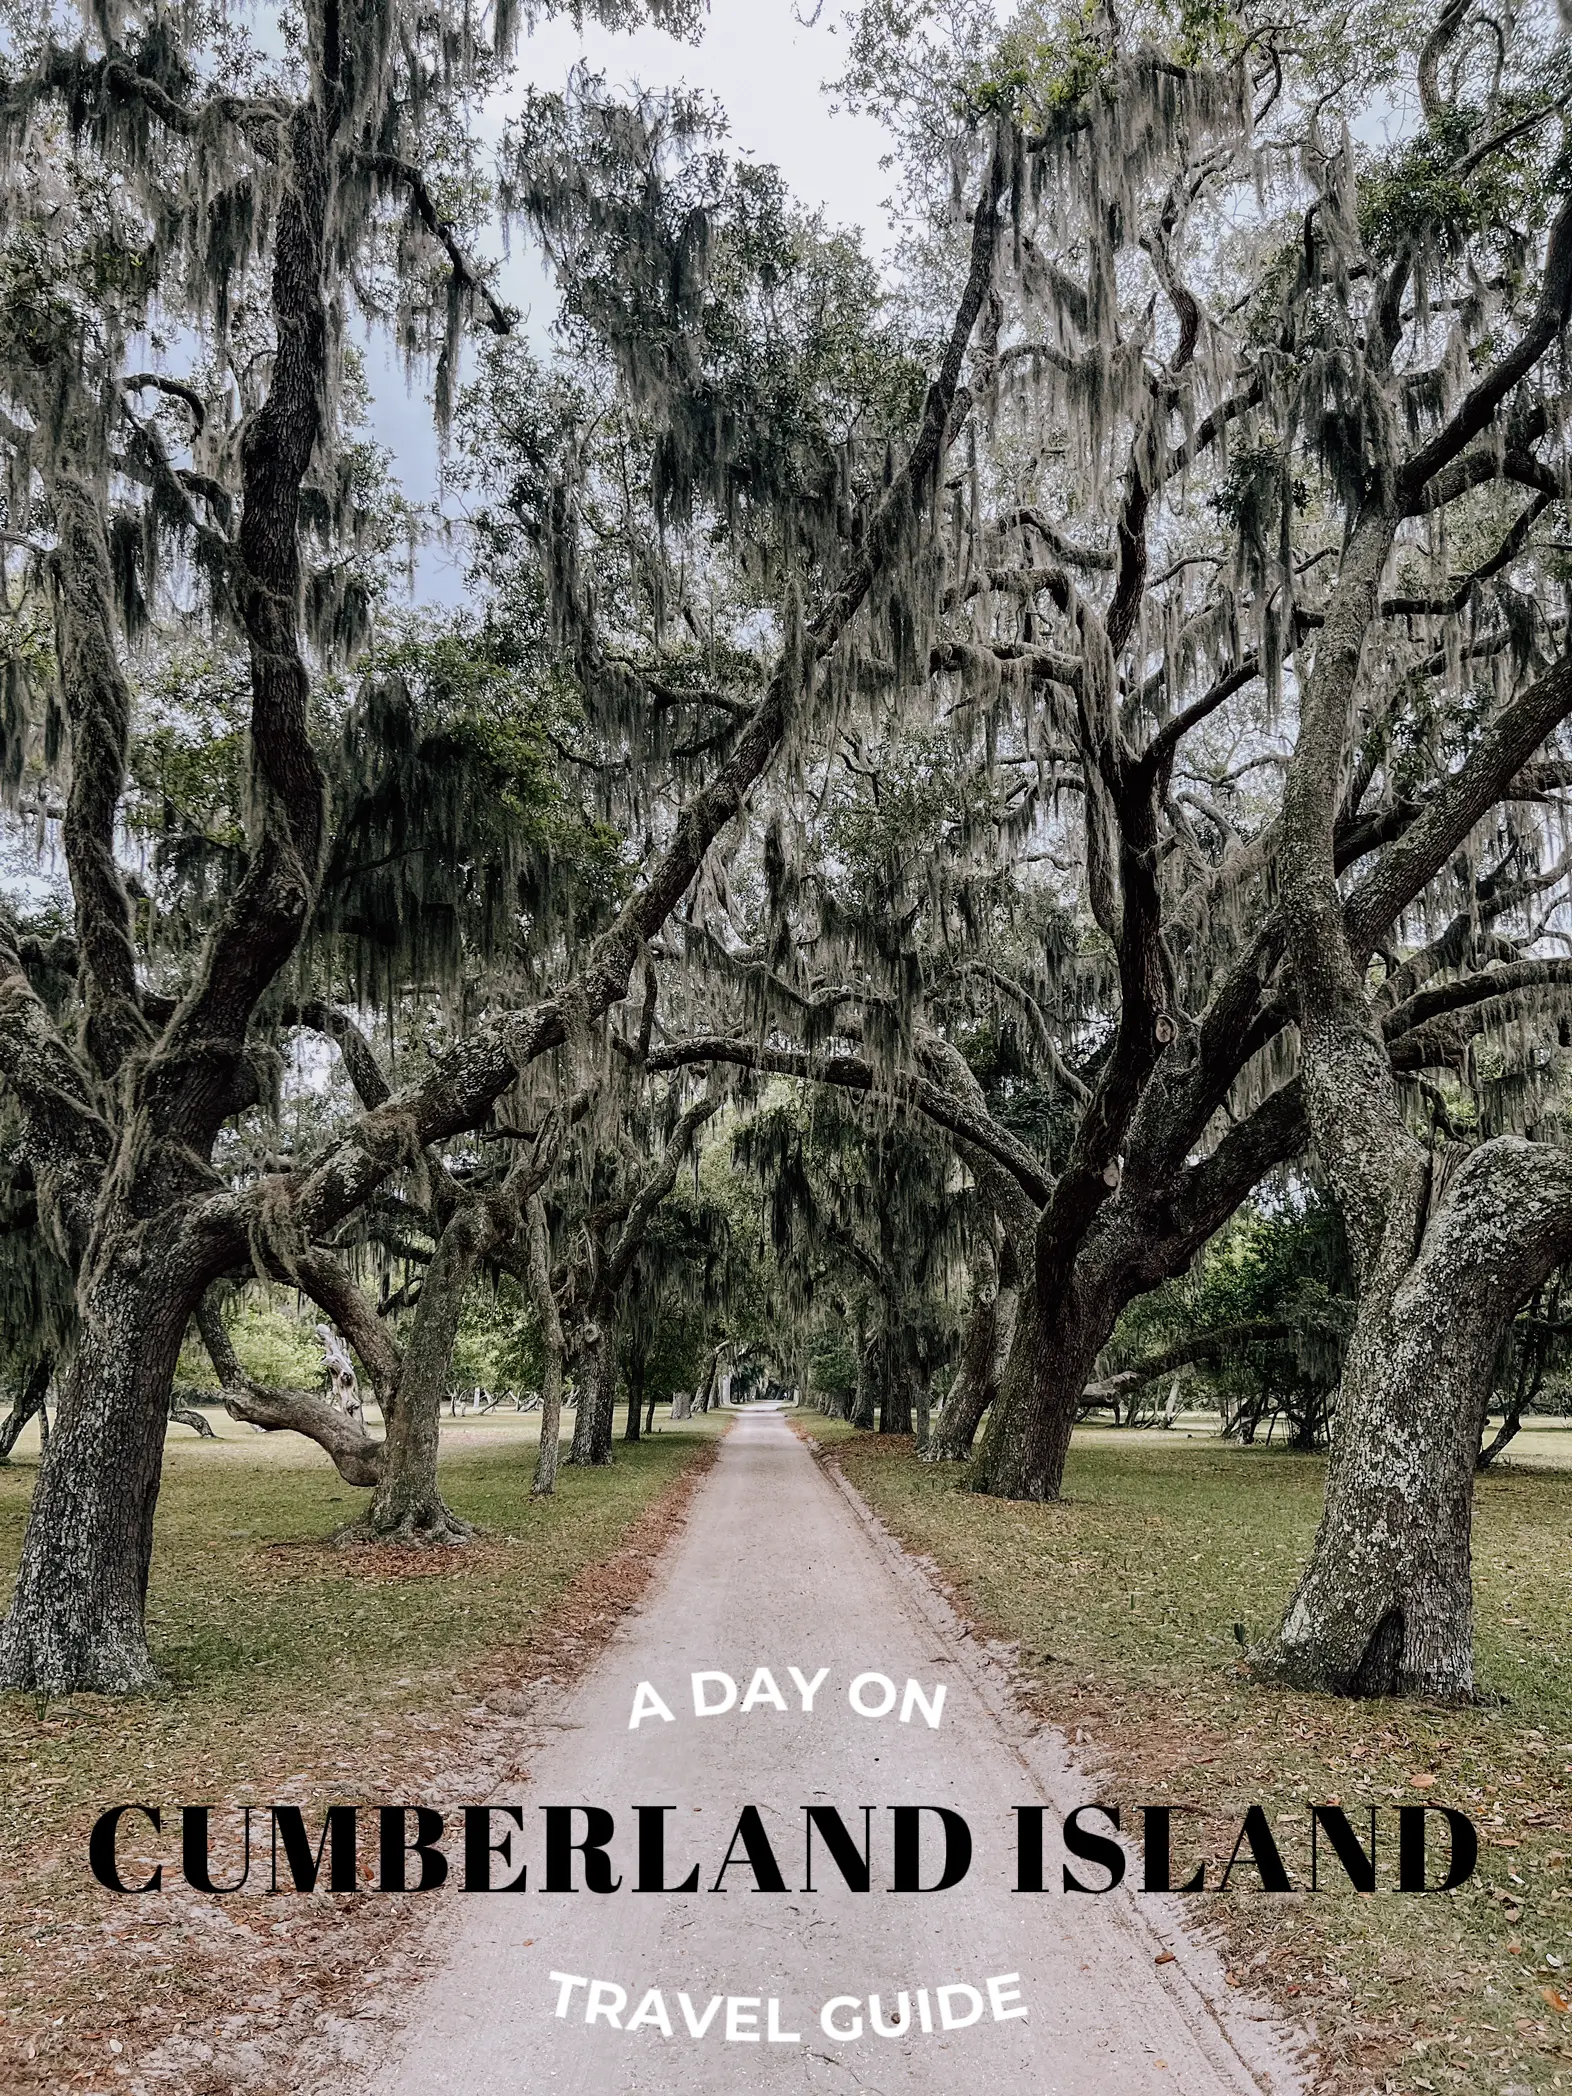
[614,1166,765,1435]
[0,0,517,1678]
[1090,1187,1352,1445]
[0,10,1022,1689]
[1252,5,1572,1699]
[648,0,1572,1728]
[0,0,692,1689]
[555,1084,719,1466]
[635,7,1322,1502]
[843,0,1572,1699]
[5,0,1561,1721]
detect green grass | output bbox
[0,1409,722,2083]
[2,1409,721,1720]
[802,1421,1572,2096]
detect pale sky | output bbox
[509,2,898,260]
[364,0,900,599]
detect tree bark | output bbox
[1259,1141,1572,1697]
[568,1323,616,1466]
[351,1203,485,1546]
[624,1338,645,1444]
[969,1273,1114,1500]
[589,1326,619,1462]
[924,1243,1014,1462]
[0,1358,51,1463]
[877,1321,914,1436]
[527,1194,565,1497]
[1262,192,1572,1690]
[850,1308,877,1431]
[0,1253,195,1691]
[168,1396,215,1438]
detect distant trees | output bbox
[0,0,1022,1688]
[0,0,699,1686]
[638,0,1572,1701]
[2,0,1571,1710]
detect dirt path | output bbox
[365,1408,1305,2095]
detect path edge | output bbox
[799,1425,1316,2096]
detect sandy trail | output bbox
[367,1408,1303,2095]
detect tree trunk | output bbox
[646,1385,658,1434]
[1257,1139,1572,1699]
[878,1357,913,1436]
[1267,472,1572,1695]
[924,1256,1017,1462]
[1477,1405,1525,1470]
[527,1194,565,1498]
[169,1395,215,1439]
[850,1310,876,1430]
[531,1328,565,1497]
[969,1275,1114,1500]
[352,1206,482,1546]
[591,1332,620,1461]
[568,1324,615,1466]
[0,1358,51,1463]
[694,1346,719,1414]
[1260,1277,1479,1696]
[624,1341,645,1444]
[0,1258,192,1692]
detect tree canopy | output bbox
[1,0,1571,1706]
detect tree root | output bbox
[333,1496,474,1548]
[918,1432,974,1463]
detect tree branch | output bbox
[280,1000,392,1109]
[1347,649,1572,957]
[1398,192,1572,504]
[355,151,516,336]
[198,1285,386,1486]
[216,133,1014,1262]
[1086,1314,1334,1403]
[50,472,153,1077]
[642,1036,1054,1207]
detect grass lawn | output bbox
[0,1406,723,2093]
[799,1418,1572,2096]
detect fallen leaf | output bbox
[1155,1951,1175,1966]
[1409,1773,1437,1789]
[1544,1987,1571,2014]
